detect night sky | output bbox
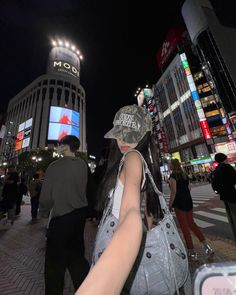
[0,0,235,158]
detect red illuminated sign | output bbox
[15,141,22,151]
[156,27,187,70]
[200,120,212,140]
[159,129,169,152]
[17,131,24,141]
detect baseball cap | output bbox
[104,104,152,144]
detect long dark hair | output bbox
[96,132,163,218]
[170,158,187,181]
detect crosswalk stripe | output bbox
[211,208,226,213]
[191,194,215,198]
[165,199,210,204]
[193,218,214,228]
[193,201,205,204]
[194,211,228,223]
[192,197,213,201]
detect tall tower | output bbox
[0,37,87,164]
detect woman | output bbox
[168,158,214,261]
[76,104,163,295]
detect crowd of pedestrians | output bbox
[0,105,236,295]
[0,166,44,226]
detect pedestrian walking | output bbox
[212,153,236,242]
[0,171,19,225]
[15,177,28,216]
[29,173,42,222]
[169,158,214,261]
[39,135,89,295]
[78,105,189,295]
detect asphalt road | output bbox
[162,182,234,241]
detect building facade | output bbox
[0,40,86,162]
[182,0,236,126]
[154,29,234,174]
[155,53,208,169]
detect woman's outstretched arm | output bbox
[76,152,143,295]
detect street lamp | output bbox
[32,156,42,163]
[50,38,83,60]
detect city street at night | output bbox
[1,0,236,294]
[0,183,235,295]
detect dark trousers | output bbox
[31,196,39,218]
[224,201,236,242]
[45,208,90,295]
[15,195,23,215]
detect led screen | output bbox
[16,118,33,151]
[24,129,31,138]
[18,122,25,132]
[48,107,80,141]
[15,141,22,151]
[48,123,80,141]
[17,131,24,141]
[49,106,79,126]
[22,138,30,148]
[25,118,33,129]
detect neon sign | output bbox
[180,53,212,140]
[53,61,79,77]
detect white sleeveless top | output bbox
[110,179,124,219]
[109,150,146,219]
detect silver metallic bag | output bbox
[92,151,190,295]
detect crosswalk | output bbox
[22,185,229,230]
[162,183,228,229]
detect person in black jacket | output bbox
[214,153,236,242]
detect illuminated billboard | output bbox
[22,138,30,148]
[49,106,79,126]
[47,46,80,79]
[48,106,80,141]
[25,118,33,129]
[17,131,24,141]
[15,118,33,151]
[18,122,25,132]
[15,141,22,151]
[180,53,212,140]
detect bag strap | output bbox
[121,149,170,214]
[118,150,146,189]
[100,149,170,226]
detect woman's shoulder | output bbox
[121,151,144,175]
[123,150,143,165]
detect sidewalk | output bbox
[189,196,236,274]
[0,201,235,295]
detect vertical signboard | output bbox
[180,53,212,140]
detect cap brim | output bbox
[104,126,122,140]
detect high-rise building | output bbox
[0,39,86,163]
[154,24,235,173]
[182,0,236,126]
